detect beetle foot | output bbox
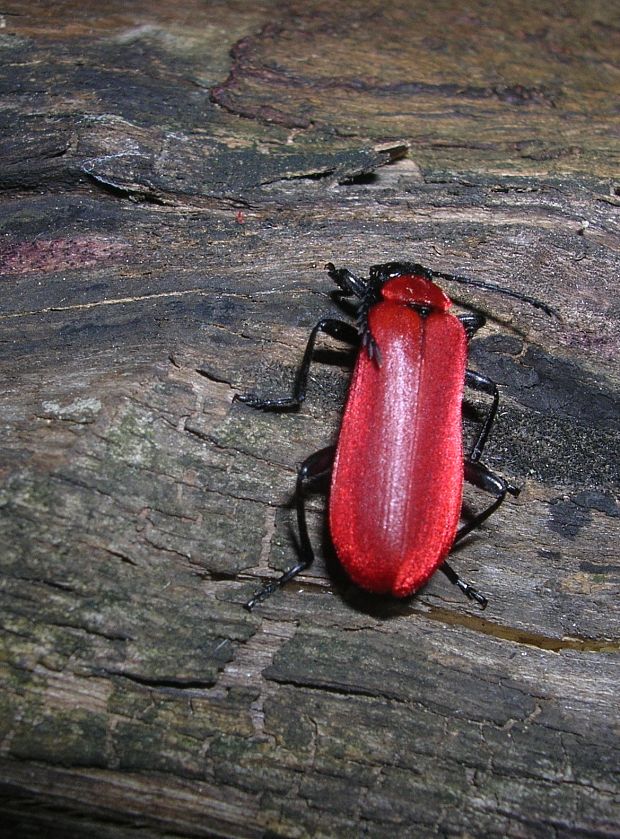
[234,392,266,408]
[244,580,279,611]
[235,392,279,409]
[456,579,488,609]
[235,392,300,411]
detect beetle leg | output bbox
[245,446,335,610]
[441,460,519,608]
[464,369,500,463]
[457,459,520,545]
[326,262,368,298]
[236,319,358,410]
[457,312,486,341]
[440,562,488,609]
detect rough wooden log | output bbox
[0,1,618,837]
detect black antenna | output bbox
[426,266,558,318]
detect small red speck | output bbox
[235,210,246,225]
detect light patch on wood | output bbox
[36,666,114,713]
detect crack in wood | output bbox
[0,288,217,320]
[216,618,297,739]
[422,606,620,653]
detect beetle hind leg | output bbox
[457,459,519,545]
[440,460,519,609]
[245,446,335,610]
[440,562,488,609]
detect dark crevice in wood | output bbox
[422,607,620,653]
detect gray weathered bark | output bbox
[0,1,618,836]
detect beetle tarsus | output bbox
[244,580,279,610]
[236,317,359,414]
[235,392,300,411]
[457,580,489,609]
[441,561,488,609]
[245,557,314,610]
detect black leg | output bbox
[464,369,500,463]
[456,459,519,545]
[236,318,358,410]
[245,446,335,610]
[440,460,519,608]
[326,262,368,298]
[440,562,488,608]
[458,312,486,341]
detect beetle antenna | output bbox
[427,268,558,318]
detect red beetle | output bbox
[239,262,553,609]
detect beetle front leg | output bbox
[237,319,358,410]
[245,446,335,610]
[457,312,486,341]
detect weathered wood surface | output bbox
[0,1,618,837]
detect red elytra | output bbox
[329,276,467,597]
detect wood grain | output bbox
[0,1,618,836]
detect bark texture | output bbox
[0,1,618,837]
